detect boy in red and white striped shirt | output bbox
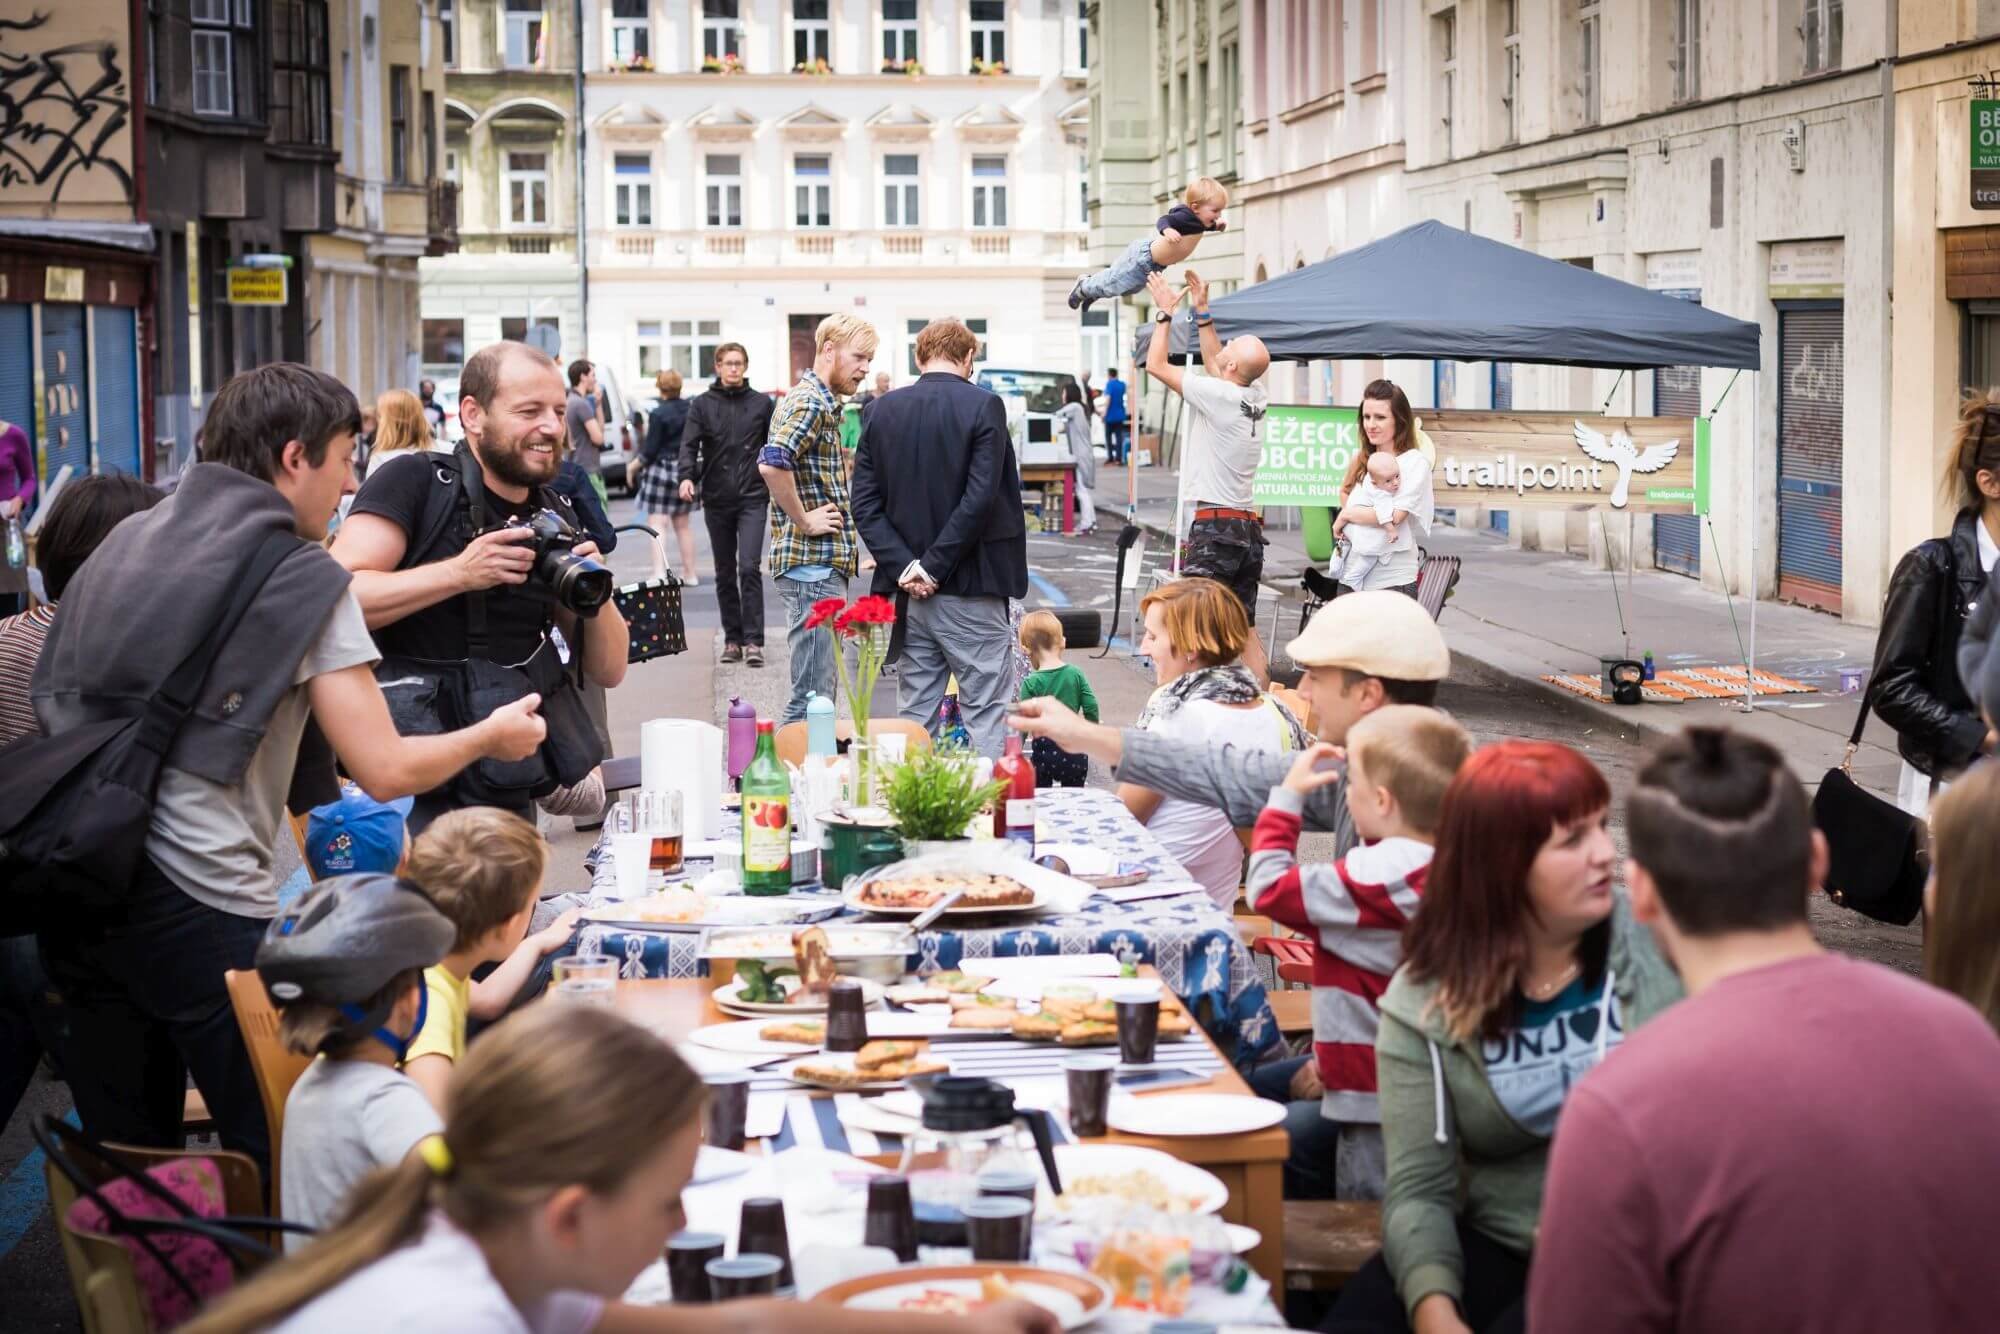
[1246,705,1470,1199]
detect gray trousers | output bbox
[1078,234,1165,301]
[897,593,1016,758]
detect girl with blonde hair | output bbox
[368,388,435,473]
[1925,761,2000,1034]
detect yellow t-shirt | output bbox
[403,965,469,1067]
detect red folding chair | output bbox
[1251,934,1315,987]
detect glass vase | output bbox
[847,736,878,811]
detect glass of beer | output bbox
[632,790,684,877]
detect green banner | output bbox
[1973,100,2000,210]
[1253,405,1359,506]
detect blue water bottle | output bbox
[805,691,837,757]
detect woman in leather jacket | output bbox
[1870,391,2000,814]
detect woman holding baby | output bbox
[1331,380,1436,597]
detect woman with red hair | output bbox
[1323,742,1683,1334]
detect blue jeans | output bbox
[1248,1055,1348,1201]
[1104,419,1131,464]
[1078,235,1164,301]
[777,570,848,724]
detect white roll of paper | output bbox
[639,718,724,840]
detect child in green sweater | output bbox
[1018,610,1099,787]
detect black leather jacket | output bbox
[1870,509,1990,778]
[677,382,774,507]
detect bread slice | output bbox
[759,1021,826,1045]
[949,1007,1018,1030]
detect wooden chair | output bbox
[223,969,314,1214]
[44,1135,269,1334]
[774,718,933,769]
[288,810,313,878]
[1414,552,1462,622]
[1282,1199,1384,1292]
[1266,988,1315,1038]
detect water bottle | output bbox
[1642,651,1656,681]
[4,516,22,570]
[726,695,758,789]
[805,691,837,757]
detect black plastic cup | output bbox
[703,1071,753,1150]
[963,1196,1034,1263]
[665,1231,725,1303]
[1065,1055,1116,1138]
[976,1168,1039,1206]
[1116,994,1161,1066]
[737,1197,794,1289]
[705,1253,784,1300]
[825,980,868,1053]
[863,1173,918,1262]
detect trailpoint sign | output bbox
[1253,407,1707,515]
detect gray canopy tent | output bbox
[1129,219,1771,703]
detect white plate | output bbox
[710,975,886,1016]
[1045,1143,1228,1216]
[831,1273,1107,1329]
[835,1097,925,1139]
[781,1050,952,1091]
[685,1019,822,1055]
[1106,1094,1287,1138]
[1223,1222,1261,1254]
[843,878,1052,919]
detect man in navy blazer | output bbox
[850,318,1028,757]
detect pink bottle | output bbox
[726,695,758,789]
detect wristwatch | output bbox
[1155,310,1173,323]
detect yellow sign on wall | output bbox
[226,267,288,306]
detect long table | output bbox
[613,975,1290,1292]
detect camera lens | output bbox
[544,550,614,615]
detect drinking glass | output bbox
[551,953,618,1007]
[632,789,685,876]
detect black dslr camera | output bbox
[501,509,613,616]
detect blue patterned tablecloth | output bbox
[562,786,1280,1066]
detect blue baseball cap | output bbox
[305,789,415,880]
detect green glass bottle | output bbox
[740,721,792,896]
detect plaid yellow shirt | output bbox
[760,369,858,577]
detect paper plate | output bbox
[781,1049,951,1092]
[684,1019,823,1055]
[710,975,885,1016]
[1106,1093,1287,1138]
[1044,1143,1228,1217]
[814,1265,1110,1330]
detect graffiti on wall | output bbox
[0,12,133,204]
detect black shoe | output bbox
[746,645,765,668]
[1068,276,1091,312]
[720,643,743,663]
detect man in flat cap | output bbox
[1009,589,1450,857]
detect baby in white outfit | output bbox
[1332,451,1403,588]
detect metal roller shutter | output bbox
[92,306,141,476]
[0,306,31,502]
[1776,304,1844,612]
[1651,290,1702,577]
[40,304,91,491]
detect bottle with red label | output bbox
[740,722,792,895]
[992,733,1037,846]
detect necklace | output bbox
[1523,960,1580,1001]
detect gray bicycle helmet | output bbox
[257,873,456,1005]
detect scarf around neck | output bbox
[1137,662,1307,748]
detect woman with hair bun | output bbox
[1335,380,1434,597]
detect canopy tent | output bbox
[1133,220,1762,371]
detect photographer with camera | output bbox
[333,342,630,831]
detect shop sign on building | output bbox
[1973,99,2000,210]
[1253,405,1359,505]
[1768,240,1844,299]
[226,267,288,306]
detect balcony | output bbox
[794,233,836,257]
[451,231,575,259]
[507,235,555,254]
[591,230,1088,269]
[428,179,460,256]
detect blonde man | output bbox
[850,317,1026,756]
[760,313,878,722]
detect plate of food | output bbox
[1007,991,1195,1046]
[1044,1144,1229,1217]
[783,1040,950,1090]
[814,1266,1110,1330]
[684,1018,824,1054]
[712,970,885,1018]
[845,870,1049,918]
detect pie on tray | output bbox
[857,874,1036,910]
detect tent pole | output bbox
[1170,394,1187,574]
[1598,369,1628,416]
[1746,373,1759,711]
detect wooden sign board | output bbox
[1427,411,1705,514]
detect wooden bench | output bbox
[1283,1199,1384,1291]
[1266,988,1314,1037]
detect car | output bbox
[975,367,1082,463]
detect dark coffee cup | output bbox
[1115,993,1161,1066]
[863,1173,918,1262]
[1065,1055,1116,1138]
[737,1197,794,1290]
[825,979,868,1053]
[976,1168,1039,1206]
[665,1230,725,1303]
[703,1071,754,1150]
[705,1253,784,1300]
[962,1196,1034,1263]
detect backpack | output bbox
[0,531,296,934]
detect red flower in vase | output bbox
[803,596,848,631]
[834,595,899,634]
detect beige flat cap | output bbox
[1286,590,1451,680]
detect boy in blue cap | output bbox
[306,786,415,880]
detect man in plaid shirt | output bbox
[759,313,878,723]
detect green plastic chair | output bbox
[1302,505,1335,565]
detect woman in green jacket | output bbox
[1325,741,1683,1334]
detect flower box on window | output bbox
[881,59,923,75]
[972,59,1008,77]
[701,53,744,74]
[793,58,831,75]
[619,56,655,72]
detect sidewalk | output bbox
[1092,465,1907,797]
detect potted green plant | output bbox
[880,744,1003,857]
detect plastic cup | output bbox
[736,1197,794,1289]
[863,1173,918,1262]
[963,1196,1034,1262]
[612,832,652,899]
[702,1071,753,1150]
[551,954,617,1007]
[1065,1055,1116,1137]
[705,1253,783,1300]
[665,1231,725,1303]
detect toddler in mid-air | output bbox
[1332,451,1404,589]
[1069,177,1228,313]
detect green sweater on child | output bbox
[1019,663,1100,722]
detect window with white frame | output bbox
[612,0,649,66]
[1435,8,1456,159]
[614,153,653,226]
[669,319,725,380]
[969,0,1005,69]
[1802,0,1840,75]
[793,153,832,227]
[1222,41,1239,177]
[440,0,456,68]
[505,0,544,69]
[636,321,664,379]
[506,150,550,225]
[704,154,743,226]
[1579,0,1601,126]
[883,154,920,228]
[883,0,918,67]
[970,155,1008,228]
[1072,1,1088,72]
[1501,0,1521,144]
[191,0,241,117]
[1671,0,1699,102]
[444,147,462,222]
[794,0,829,68]
[703,0,742,62]
[389,65,410,182]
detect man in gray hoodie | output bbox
[33,364,544,1175]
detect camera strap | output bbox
[455,441,493,661]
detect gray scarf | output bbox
[1136,662,1307,747]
